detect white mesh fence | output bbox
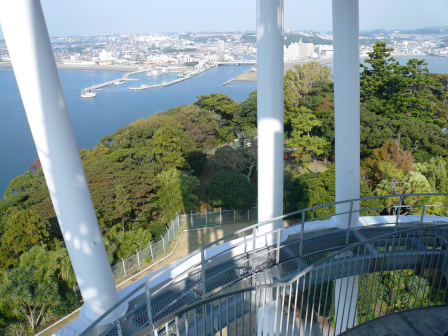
[74,207,257,294]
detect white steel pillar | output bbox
[332,1,360,334]
[335,276,359,334]
[256,0,284,241]
[0,0,125,323]
[332,0,360,228]
[256,2,284,335]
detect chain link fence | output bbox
[74,207,257,294]
[180,207,258,228]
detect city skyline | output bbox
[0,0,447,39]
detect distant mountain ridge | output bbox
[360,27,448,36]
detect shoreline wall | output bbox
[1,54,433,73]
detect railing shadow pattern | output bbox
[73,208,259,294]
[142,224,448,336]
[78,193,448,336]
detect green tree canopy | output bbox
[289,106,329,172]
[206,171,256,210]
[284,165,381,219]
[414,157,448,193]
[284,62,332,124]
[156,168,199,222]
[0,210,50,268]
[0,266,59,331]
[213,137,257,181]
[360,42,448,124]
[195,93,239,121]
[237,90,257,130]
[149,125,190,171]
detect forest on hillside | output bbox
[1,42,448,334]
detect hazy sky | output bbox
[0,0,447,38]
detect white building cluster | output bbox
[284,40,315,61]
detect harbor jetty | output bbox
[128,65,215,91]
[81,65,214,97]
[222,68,257,86]
[81,67,151,98]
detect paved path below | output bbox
[341,305,448,336]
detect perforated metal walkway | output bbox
[105,223,448,336]
[340,305,448,336]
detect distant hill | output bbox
[401,27,448,35]
[285,34,333,46]
[360,27,448,36]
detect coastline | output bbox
[0,54,434,72]
[285,53,429,71]
[0,62,142,72]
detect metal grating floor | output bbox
[107,224,447,335]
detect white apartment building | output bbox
[316,44,334,57]
[284,40,314,61]
[98,50,112,61]
[217,40,225,51]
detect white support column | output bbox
[0,0,125,323]
[335,276,359,334]
[332,0,360,228]
[332,2,360,334]
[256,2,284,335]
[256,0,284,242]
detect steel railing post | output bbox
[346,201,354,245]
[252,227,257,285]
[205,208,208,226]
[145,284,153,325]
[276,230,281,265]
[136,250,141,268]
[395,195,403,232]
[234,210,236,222]
[190,210,193,228]
[117,321,123,336]
[149,243,154,261]
[300,211,305,257]
[166,228,170,242]
[161,235,166,253]
[420,204,426,225]
[122,257,126,276]
[220,207,222,223]
[201,250,207,300]
[248,209,250,220]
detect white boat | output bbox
[146,72,152,76]
[141,85,148,88]
[81,90,96,98]
[114,81,124,85]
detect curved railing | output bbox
[79,193,448,336]
[134,223,448,336]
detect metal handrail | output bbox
[145,222,448,335]
[79,193,448,336]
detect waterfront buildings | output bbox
[284,40,316,61]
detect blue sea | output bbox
[0,65,257,195]
[1,56,448,195]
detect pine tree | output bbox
[289,107,329,173]
[148,126,189,170]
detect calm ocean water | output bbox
[0,66,257,194]
[1,56,447,195]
